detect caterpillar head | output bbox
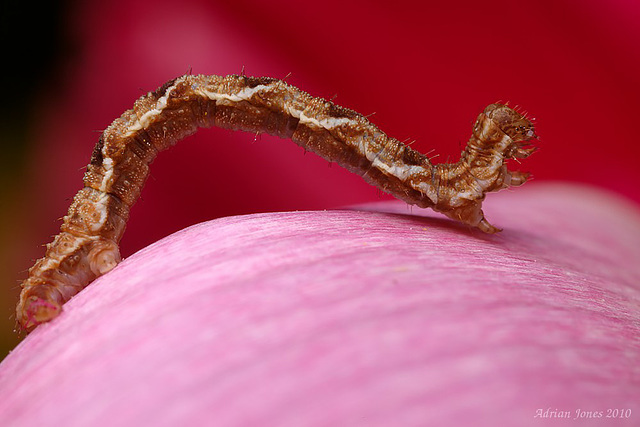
[484,104,537,141]
[484,103,538,159]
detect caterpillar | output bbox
[16,73,537,330]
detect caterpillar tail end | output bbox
[17,284,65,332]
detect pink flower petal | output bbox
[1,183,639,426]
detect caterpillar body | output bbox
[17,74,537,330]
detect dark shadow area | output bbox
[0,0,76,360]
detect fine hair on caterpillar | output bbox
[16,73,538,331]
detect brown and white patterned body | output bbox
[17,74,537,330]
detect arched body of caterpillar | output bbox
[16,74,537,330]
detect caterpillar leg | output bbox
[508,171,531,187]
[440,200,502,234]
[478,217,502,234]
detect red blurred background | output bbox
[1,0,639,357]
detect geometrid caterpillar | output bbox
[17,74,538,330]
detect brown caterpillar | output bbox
[16,74,537,330]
